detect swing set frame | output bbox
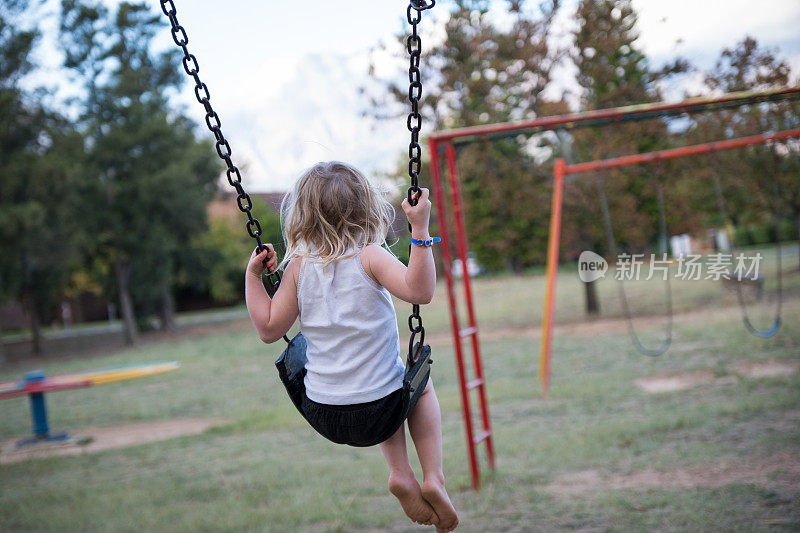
[541,127,800,395]
[427,87,800,479]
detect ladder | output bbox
[428,140,496,490]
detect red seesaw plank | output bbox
[0,380,92,400]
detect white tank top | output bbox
[298,249,405,405]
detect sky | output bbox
[24,0,800,192]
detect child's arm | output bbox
[362,188,436,305]
[245,244,300,343]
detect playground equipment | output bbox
[0,362,179,447]
[427,86,800,415]
[541,128,799,393]
[428,143,496,491]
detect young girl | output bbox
[245,162,458,532]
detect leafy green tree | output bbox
[189,196,282,305]
[692,37,800,266]
[0,1,85,354]
[372,0,561,272]
[60,1,220,342]
[565,0,688,314]
[0,0,38,313]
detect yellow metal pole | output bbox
[539,159,565,397]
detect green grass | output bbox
[419,242,800,334]
[1,245,799,532]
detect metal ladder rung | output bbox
[466,378,484,390]
[472,430,491,444]
[459,326,478,337]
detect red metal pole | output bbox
[428,138,481,490]
[444,142,496,472]
[539,158,565,397]
[565,128,800,175]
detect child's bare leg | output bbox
[379,423,437,526]
[407,380,459,532]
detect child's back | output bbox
[298,251,404,405]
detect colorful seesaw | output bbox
[0,361,179,447]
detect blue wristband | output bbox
[410,236,441,247]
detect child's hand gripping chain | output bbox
[246,244,278,278]
[402,188,432,236]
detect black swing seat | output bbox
[275,332,432,447]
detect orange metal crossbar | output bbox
[539,128,800,396]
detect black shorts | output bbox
[301,388,405,447]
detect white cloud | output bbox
[218,53,408,192]
[633,0,800,66]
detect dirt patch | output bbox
[634,370,737,393]
[732,359,800,379]
[635,359,799,394]
[548,452,800,494]
[0,417,229,464]
[668,340,723,353]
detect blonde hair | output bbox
[279,161,395,268]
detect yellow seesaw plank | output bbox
[47,362,180,386]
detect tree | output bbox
[0,0,38,342]
[60,1,220,342]
[191,197,282,305]
[565,0,688,314]
[371,0,561,272]
[694,37,800,267]
[0,0,85,354]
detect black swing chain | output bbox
[405,0,435,363]
[159,0,280,294]
[161,0,433,349]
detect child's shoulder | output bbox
[359,244,395,285]
[283,255,303,285]
[360,243,388,258]
[359,243,393,266]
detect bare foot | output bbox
[388,472,438,526]
[421,479,458,532]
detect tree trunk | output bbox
[796,212,800,271]
[509,256,524,274]
[24,289,43,355]
[114,258,138,345]
[72,296,84,324]
[584,279,600,315]
[159,276,175,331]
